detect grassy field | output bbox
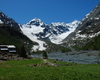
[0,58,100,80]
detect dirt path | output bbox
[43,59,58,66]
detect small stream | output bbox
[31,51,100,64]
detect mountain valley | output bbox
[0,3,100,54]
[1,1,100,80]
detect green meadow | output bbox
[0,58,100,80]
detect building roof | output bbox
[7,45,16,48]
[0,45,16,48]
[0,48,8,50]
[9,50,16,52]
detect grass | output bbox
[47,59,77,66]
[0,58,100,80]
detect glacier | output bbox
[21,18,80,51]
[20,25,47,51]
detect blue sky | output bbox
[0,0,100,24]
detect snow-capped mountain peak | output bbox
[26,18,44,26]
[50,20,80,28]
[21,18,80,51]
[49,20,80,44]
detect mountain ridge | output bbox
[0,11,20,30]
[1,3,100,51]
[21,18,80,51]
[0,11,36,56]
[63,3,100,49]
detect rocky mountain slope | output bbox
[0,11,35,55]
[0,11,20,30]
[63,3,100,48]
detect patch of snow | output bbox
[78,31,81,33]
[2,14,4,17]
[79,22,82,24]
[89,31,100,38]
[82,18,85,21]
[0,20,3,24]
[32,45,39,51]
[94,17,99,20]
[90,17,93,20]
[75,33,87,39]
[45,33,50,37]
[86,13,90,18]
[75,31,100,40]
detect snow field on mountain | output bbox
[21,18,80,50]
[20,25,47,51]
[50,20,80,44]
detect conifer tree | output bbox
[42,51,48,59]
